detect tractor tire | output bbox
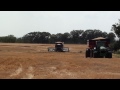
[109,53,112,58]
[90,49,93,57]
[93,53,98,58]
[86,51,88,58]
[105,53,108,58]
[105,53,112,58]
[86,49,90,58]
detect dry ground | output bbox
[0,43,120,79]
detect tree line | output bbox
[1,19,120,52]
[0,29,116,44]
[111,19,120,52]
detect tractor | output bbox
[86,37,112,58]
[48,41,69,52]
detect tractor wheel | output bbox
[90,49,93,57]
[105,53,108,58]
[86,49,90,58]
[106,53,112,58]
[86,50,88,58]
[109,53,112,58]
[93,53,98,58]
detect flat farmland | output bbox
[0,43,120,79]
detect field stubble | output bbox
[0,43,120,79]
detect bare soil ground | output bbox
[0,43,120,79]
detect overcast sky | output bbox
[0,11,120,37]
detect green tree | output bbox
[107,32,116,43]
[16,37,23,43]
[22,31,51,43]
[49,34,57,43]
[82,29,95,44]
[40,32,51,43]
[70,30,84,43]
[0,35,16,43]
[111,19,120,51]
[112,19,120,39]
[62,32,71,43]
[56,33,63,41]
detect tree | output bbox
[107,32,116,43]
[81,29,95,44]
[0,35,16,43]
[55,33,63,41]
[81,29,109,44]
[93,29,103,38]
[49,34,57,43]
[62,32,71,43]
[22,31,51,43]
[22,32,34,43]
[111,19,120,39]
[110,19,120,51]
[70,30,84,43]
[40,32,51,43]
[7,35,16,43]
[16,37,23,43]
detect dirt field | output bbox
[0,43,120,79]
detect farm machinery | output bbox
[86,37,112,58]
[48,42,69,52]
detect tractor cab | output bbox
[95,41,106,50]
[55,42,64,52]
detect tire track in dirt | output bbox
[99,72,120,75]
[10,64,23,77]
[21,66,34,79]
[48,66,78,78]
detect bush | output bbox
[110,40,120,52]
[115,50,120,54]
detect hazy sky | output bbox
[0,11,120,37]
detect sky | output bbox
[0,11,120,37]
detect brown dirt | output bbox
[0,43,120,79]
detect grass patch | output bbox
[113,53,120,58]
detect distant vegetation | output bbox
[111,19,120,52]
[2,19,120,53]
[0,29,116,44]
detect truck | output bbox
[85,37,112,58]
[48,41,69,52]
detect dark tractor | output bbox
[86,37,112,58]
[55,42,64,52]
